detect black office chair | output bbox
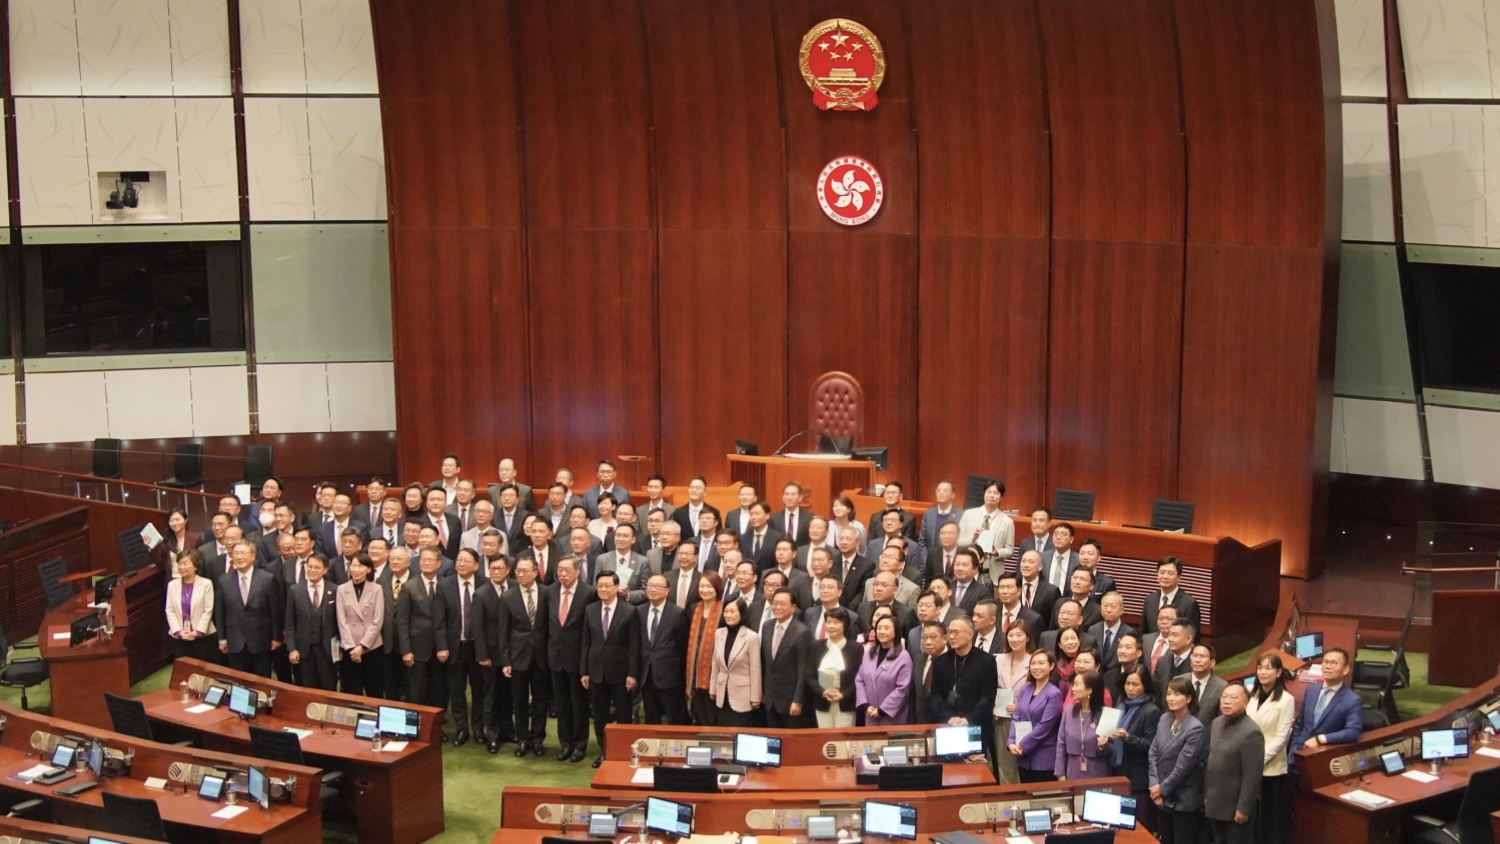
[249,725,344,802]
[106,692,193,746]
[157,443,205,493]
[1355,595,1413,696]
[102,791,168,841]
[1149,499,1196,533]
[241,445,274,490]
[0,624,46,711]
[77,438,124,502]
[37,557,77,612]
[1413,763,1500,843]
[119,525,156,574]
[878,763,943,790]
[651,764,720,793]
[1052,488,1095,522]
[0,798,42,818]
[963,475,1003,510]
[0,520,9,532]
[1358,705,1389,732]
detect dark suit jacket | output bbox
[802,604,864,640]
[435,576,486,654]
[488,483,537,515]
[283,579,338,657]
[1017,533,1055,562]
[1152,649,1195,708]
[491,507,531,553]
[214,568,281,654]
[871,507,918,541]
[806,639,862,712]
[740,528,786,572]
[835,556,875,610]
[769,509,813,547]
[919,506,962,550]
[396,576,447,661]
[930,646,999,725]
[664,568,704,612]
[1020,579,1062,632]
[637,601,688,689]
[257,530,294,565]
[545,582,597,675]
[764,565,814,609]
[424,512,462,561]
[922,546,965,589]
[759,617,811,713]
[949,578,987,615]
[1141,588,1203,635]
[1039,549,1080,588]
[583,485,631,520]
[856,600,916,636]
[581,600,641,682]
[997,603,1043,638]
[670,503,721,541]
[1087,621,1138,670]
[493,583,547,672]
[909,649,937,723]
[1052,595,1103,631]
[724,507,753,537]
[315,519,369,560]
[515,541,565,586]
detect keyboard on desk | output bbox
[53,779,98,797]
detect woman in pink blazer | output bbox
[335,555,385,696]
[709,598,762,726]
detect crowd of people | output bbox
[159,456,1364,844]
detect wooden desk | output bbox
[0,700,320,843]
[37,564,168,729]
[140,658,445,844]
[728,455,876,508]
[592,760,992,791]
[0,506,92,642]
[1220,603,1359,713]
[494,831,1157,844]
[604,723,982,766]
[0,815,166,844]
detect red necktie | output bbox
[1024,582,1033,606]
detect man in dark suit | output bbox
[1290,647,1364,754]
[369,497,406,550]
[469,555,517,754]
[970,600,1005,654]
[1016,550,1060,632]
[793,517,831,571]
[351,478,387,526]
[598,524,650,604]
[1053,568,1103,630]
[664,543,703,612]
[769,482,813,547]
[1076,539,1118,598]
[1039,599,1098,653]
[215,541,281,677]
[865,509,923,571]
[565,527,602,584]
[1087,591,1136,671]
[582,460,631,519]
[857,572,917,634]
[196,513,233,577]
[546,556,596,763]
[760,588,812,727]
[871,481,918,541]
[515,520,563,586]
[1040,522,1080,591]
[765,538,814,609]
[669,476,719,540]
[326,528,364,585]
[397,547,449,709]
[722,483,757,537]
[740,502,784,573]
[1016,507,1055,564]
[258,503,298,564]
[1141,556,1203,636]
[314,493,368,560]
[994,573,1043,636]
[947,549,986,615]
[918,480,962,550]
[489,482,531,553]
[805,574,863,641]
[1152,619,1198,708]
[636,573,688,724]
[727,559,765,621]
[581,571,640,766]
[488,458,536,512]
[301,482,336,534]
[444,479,482,536]
[379,545,412,701]
[422,486,462,562]
[909,621,947,724]
[922,521,964,589]
[497,558,550,758]
[1103,633,1144,703]
[829,528,872,611]
[283,554,338,690]
[930,616,999,735]
[1189,643,1228,723]
[436,549,486,746]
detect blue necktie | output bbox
[1314,686,1331,724]
[650,607,660,643]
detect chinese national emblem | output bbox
[816,156,884,226]
[799,19,885,111]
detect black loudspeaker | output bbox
[734,440,759,456]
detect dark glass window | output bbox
[24,240,243,356]
[1410,260,1500,394]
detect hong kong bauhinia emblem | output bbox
[799,18,886,111]
[816,156,884,226]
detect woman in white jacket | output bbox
[1246,653,1296,844]
[165,550,217,662]
[708,598,762,726]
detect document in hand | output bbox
[1095,706,1123,737]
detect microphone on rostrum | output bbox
[772,429,814,456]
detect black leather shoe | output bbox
[569,746,587,763]
[532,740,546,757]
[487,740,500,754]
[452,730,469,748]
[514,743,528,758]
[557,744,573,762]
[591,755,603,768]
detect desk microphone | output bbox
[772,429,814,456]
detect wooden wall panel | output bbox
[1039,0,1187,529]
[1174,0,1339,578]
[909,0,1049,505]
[775,0,918,482]
[646,0,787,486]
[371,0,529,484]
[513,0,658,476]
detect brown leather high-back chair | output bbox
[809,371,863,449]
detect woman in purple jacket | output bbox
[855,615,913,726]
[1007,649,1063,782]
[1055,670,1115,780]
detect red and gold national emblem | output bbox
[799,19,885,111]
[816,156,884,226]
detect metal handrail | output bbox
[0,461,217,500]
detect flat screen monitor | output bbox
[69,614,100,646]
[1023,808,1054,834]
[1242,677,1256,691]
[1380,750,1406,775]
[1422,728,1470,761]
[933,724,984,758]
[377,705,421,739]
[1295,632,1324,660]
[198,771,226,801]
[50,743,76,768]
[645,796,693,837]
[807,816,838,840]
[733,733,782,767]
[93,573,118,605]
[228,685,256,719]
[1488,710,1500,732]
[353,716,377,741]
[247,765,270,810]
[684,746,713,767]
[86,739,103,778]
[863,800,917,840]
[1081,790,1139,830]
[202,685,226,707]
[587,813,619,838]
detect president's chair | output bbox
[810,371,863,453]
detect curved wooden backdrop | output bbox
[370,0,1339,578]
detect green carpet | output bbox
[1215,647,1468,721]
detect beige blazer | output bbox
[165,576,215,637]
[336,581,385,652]
[709,626,762,713]
[1247,687,1297,776]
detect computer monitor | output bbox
[1242,676,1256,691]
[202,685,227,707]
[228,685,256,720]
[733,733,782,767]
[645,796,693,837]
[1380,750,1406,775]
[51,743,76,768]
[377,705,421,739]
[198,771,227,801]
[93,573,119,605]
[587,813,619,838]
[933,724,984,758]
[69,614,101,646]
[1487,710,1500,733]
[247,764,270,810]
[684,746,713,767]
[1080,790,1139,830]
[86,739,104,779]
[862,800,917,840]
[1422,728,1471,761]
[1295,632,1324,660]
[652,765,719,793]
[1022,808,1054,834]
[354,716,378,741]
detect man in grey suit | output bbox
[909,621,947,724]
[598,524,650,604]
[664,543,704,612]
[379,545,410,701]
[352,477,388,527]
[761,588,812,727]
[1205,683,1264,844]
[397,547,449,709]
[1041,522,1080,590]
[488,458,536,512]
[1152,619,1197,708]
[1087,591,1136,671]
[488,482,531,552]
[1189,643,1228,721]
[284,555,338,690]
[215,541,280,677]
[636,474,675,525]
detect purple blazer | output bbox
[1008,680,1063,772]
[1054,705,1115,780]
[855,646,913,726]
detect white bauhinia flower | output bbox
[830,169,870,211]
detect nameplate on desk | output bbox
[631,767,653,784]
[377,740,408,753]
[1402,770,1440,784]
[184,704,216,715]
[1340,789,1394,808]
[144,776,168,789]
[1476,746,1500,759]
[212,805,250,819]
[49,633,70,641]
